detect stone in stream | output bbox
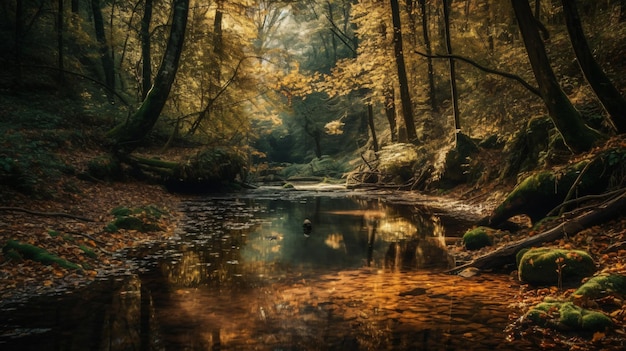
[303,218,312,237]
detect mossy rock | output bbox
[106,205,166,233]
[462,227,493,250]
[2,240,81,270]
[573,274,626,299]
[378,143,421,182]
[526,301,612,332]
[517,248,596,285]
[86,155,122,181]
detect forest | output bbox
[1,0,626,349]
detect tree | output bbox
[390,0,418,142]
[511,0,600,154]
[418,0,436,111]
[57,0,65,83]
[108,0,189,154]
[561,0,626,133]
[443,0,461,141]
[140,0,153,100]
[91,0,115,91]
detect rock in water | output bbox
[303,218,312,236]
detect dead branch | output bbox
[0,207,95,222]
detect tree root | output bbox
[448,190,626,274]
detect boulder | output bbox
[517,247,596,285]
[462,227,493,251]
[526,301,612,332]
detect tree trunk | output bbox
[561,0,626,133]
[91,0,115,91]
[187,1,224,136]
[390,0,418,143]
[443,0,461,142]
[107,0,189,154]
[71,0,79,13]
[511,0,600,154]
[14,0,24,86]
[141,0,153,100]
[419,0,437,110]
[367,103,379,152]
[57,0,65,83]
[449,190,626,274]
[384,86,398,142]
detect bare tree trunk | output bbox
[57,0,65,83]
[561,0,626,133]
[71,0,79,13]
[108,0,189,154]
[91,0,115,91]
[384,86,398,142]
[141,0,153,100]
[14,0,24,86]
[443,0,461,142]
[419,0,437,110]
[367,103,379,152]
[390,0,418,142]
[511,0,600,154]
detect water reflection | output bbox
[162,196,453,290]
[0,193,538,350]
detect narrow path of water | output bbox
[0,188,542,350]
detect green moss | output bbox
[462,227,493,250]
[283,182,295,189]
[573,274,626,299]
[106,205,166,233]
[518,248,596,285]
[110,206,132,217]
[79,245,97,259]
[2,240,81,270]
[526,301,612,332]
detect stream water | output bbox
[0,187,540,350]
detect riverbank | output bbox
[0,178,184,302]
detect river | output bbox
[0,186,541,350]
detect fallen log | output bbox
[448,190,626,274]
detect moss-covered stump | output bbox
[487,149,626,226]
[462,227,493,250]
[106,205,166,233]
[500,116,563,179]
[85,155,123,181]
[517,248,596,285]
[573,274,626,299]
[437,133,480,188]
[526,301,612,332]
[2,240,81,270]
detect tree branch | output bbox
[414,50,541,97]
[0,207,95,222]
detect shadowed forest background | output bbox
[1,0,624,196]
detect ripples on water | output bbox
[0,190,540,350]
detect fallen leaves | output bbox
[0,180,183,300]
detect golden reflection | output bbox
[154,269,523,350]
[324,233,345,250]
[377,217,417,241]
